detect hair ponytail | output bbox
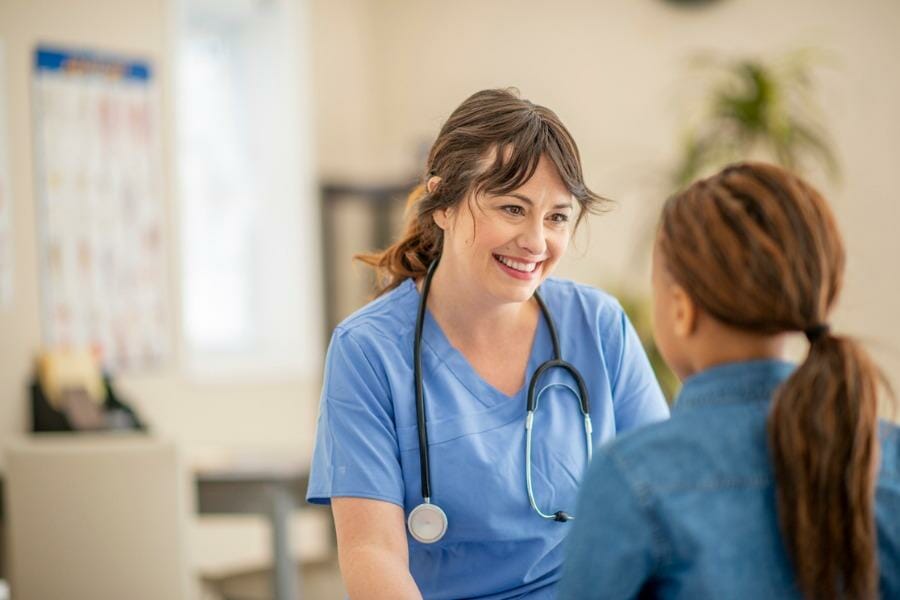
[768,334,881,599]
[356,185,443,295]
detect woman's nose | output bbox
[516,218,547,256]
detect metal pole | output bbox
[269,486,300,600]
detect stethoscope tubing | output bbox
[411,258,592,539]
[414,259,439,502]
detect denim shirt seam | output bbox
[676,373,784,411]
[608,448,674,568]
[678,394,770,409]
[651,474,773,494]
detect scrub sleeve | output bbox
[307,327,404,507]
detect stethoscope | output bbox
[406,259,593,544]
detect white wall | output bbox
[0,0,177,443]
[1,0,898,446]
[0,0,330,448]
[340,0,900,392]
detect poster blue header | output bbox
[35,46,152,81]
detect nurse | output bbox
[307,88,669,599]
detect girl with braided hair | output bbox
[562,162,899,599]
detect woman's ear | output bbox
[429,176,452,230]
[433,208,449,230]
[671,283,698,338]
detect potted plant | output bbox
[621,49,839,402]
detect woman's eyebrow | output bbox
[507,192,573,210]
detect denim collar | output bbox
[674,359,796,412]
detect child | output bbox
[560,162,899,599]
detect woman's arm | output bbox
[332,497,422,600]
[610,309,670,430]
[308,328,416,597]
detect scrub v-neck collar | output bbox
[405,278,551,408]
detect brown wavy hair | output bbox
[658,162,885,599]
[357,88,607,295]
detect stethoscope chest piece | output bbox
[407,502,448,544]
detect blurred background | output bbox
[0,0,898,598]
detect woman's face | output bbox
[435,155,575,306]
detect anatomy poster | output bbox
[0,40,13,308]
[32,46,168,370]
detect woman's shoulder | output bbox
[332,278,419,346]
[539,277,627,326]
[540,277,622,305]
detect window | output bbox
[174,0,320,378]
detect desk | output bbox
[194,453,310,600]
[0,451,311,600]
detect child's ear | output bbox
[671,283,698,338]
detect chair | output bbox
[4,434,194,600]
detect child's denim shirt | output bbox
[560,359,900,599]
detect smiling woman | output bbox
[431,155,574,305]
[307,88,670,600]
[357,88,604,296]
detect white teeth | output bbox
[496,255,538,273]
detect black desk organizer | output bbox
[30,374,147,432]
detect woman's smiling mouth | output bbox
[493,254,543,279]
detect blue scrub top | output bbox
[307,278,669,599]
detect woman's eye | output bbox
[502,205,525,216]
[549,213,570,224]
